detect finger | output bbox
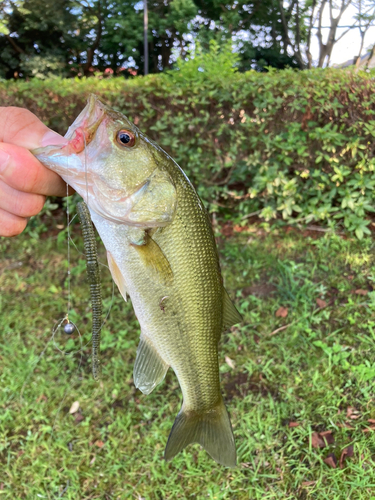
[0,207,27,237]
[0,143,72,197]
[0,106,67,149]
[0,179,46,218]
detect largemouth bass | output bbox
[33,95,242,467]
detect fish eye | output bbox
[116,129,136,148]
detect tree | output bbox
[102,0,198,74]
[193,0,312,70]
[314,0,354,68]
[0,0,76,79]
[353,0,375,68]
[308,0,375,68]
[72,0,106,77]
[0,0,199,77]
[0,0,372,78]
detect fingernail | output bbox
[0,149,11,174]
[41,130,68,147]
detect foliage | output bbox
[0,0,199,79]
[195,0,311,70]
[2,57,375,238]
[0,0,76,79]
[1,0,362,78]
[2,221,375,498]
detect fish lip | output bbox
[32,95,106,166]
[63,95,106,153]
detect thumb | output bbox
[0,106,67,149]
[0,107,72,197]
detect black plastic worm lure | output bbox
[77,201,102,380]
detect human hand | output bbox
[0,107,73,237]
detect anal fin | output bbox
[223,288,243,330]
[134,334,169,395]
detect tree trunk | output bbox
[365,44,375,69]
[294,0,304,68]
[278,0,305,69]
[82,1,102,76]
[161,40,171,70]
[6,35,25,55]
[355,30,365,70]
[316,0,353,68]
[306,0,317,69]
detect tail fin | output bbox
[164,399,236,467]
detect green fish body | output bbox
[33,95,242,467]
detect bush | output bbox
[1,49,375,238]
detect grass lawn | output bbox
[1,213,375,499]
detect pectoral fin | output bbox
[131,233,173,286]
[134,334,169,395]
[223,288,242,330]
[107,251,128,302]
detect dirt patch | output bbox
[242,283,276,298]
[0,259,24,275]
[223,371,277,401]
[111,399,126,410]
[219,221,258,238]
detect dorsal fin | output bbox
[134,334,169,395]
[223,288,242,331]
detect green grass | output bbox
[1,215,375,499]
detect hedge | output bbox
[1,54,375,238]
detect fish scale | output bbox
[132,161,226,418]
[33,95,242,467]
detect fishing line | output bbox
[59,135,115,355]
[51,315,84,433]
[19,181,77,401]
[65,178,72,327]
[19,293,115,402]
[21,134,117,497]
[84,132,89,205]
[22,134,116,498]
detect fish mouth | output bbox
[63,94,106,153]
[33,95,105,162]
[32,95,128,213]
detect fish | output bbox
[32,95,242,467]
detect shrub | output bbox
[1,52,375,238]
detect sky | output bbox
[310,3,375,66]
